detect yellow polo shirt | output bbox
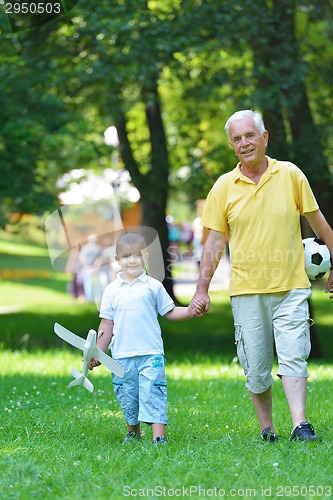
[201,157,319,295]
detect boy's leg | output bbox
[128,423,141,435]
[138,355,168,438]
[112,358,140,432]
[152,423,166,439]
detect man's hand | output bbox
[325,269,333,299]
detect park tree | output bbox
[237,0,333,224]
[0,0,332,305]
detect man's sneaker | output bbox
[152,435,167,445]
[261,427,278,443]
[290,422,321,442]
[123,431,141,443]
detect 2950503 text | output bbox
[274,485,331,497]
[5,2,61,14]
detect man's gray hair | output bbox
[224,110,266,140]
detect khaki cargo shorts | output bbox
[230,289,313,394]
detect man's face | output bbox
[229,116,268,168]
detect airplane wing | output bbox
[54,323,85,351]
[93,347,125,378]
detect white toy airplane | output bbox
[54,322,124,393]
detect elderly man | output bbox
[190,109,333,442]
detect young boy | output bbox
[88,231,205,444]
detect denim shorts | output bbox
[112,354,168,425]
[231,289,313,394]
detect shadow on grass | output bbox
[1,308,97,350]
[2,301,333,363]
[1,303,237,362]
[2,277,333,363]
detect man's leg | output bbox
[250,386,275,432]
[231,294,275,438]
[281,375,307,428]
[273,289,313,433]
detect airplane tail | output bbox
[69,368,94,393]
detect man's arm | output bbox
[189,229,227,314]
[304,210,333,298]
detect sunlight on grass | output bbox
[168,358,244,380]
[0,239,49,257]
[310,363,333,381]
[315,313,333,326]
[3,351,333,381]
[1,281,69,306]
[2,351,113,385]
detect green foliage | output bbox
[0,0,332,228]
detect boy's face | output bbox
[116,243,148,281]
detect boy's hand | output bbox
[88,357,101,370]
[188,299,206,318]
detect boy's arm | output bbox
[164,299,206,321]
[88,318,114,369]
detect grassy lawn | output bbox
[1,229,333,498]
[1,352,333,499]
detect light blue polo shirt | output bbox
[99,271,174,358]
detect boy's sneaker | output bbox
[290,422,321,442]
[152,435,167,445]
[123,431,141,443]
[261,427,278,443]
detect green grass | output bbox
[1,228,333,498]
[1,352,333,499]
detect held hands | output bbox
[188,291,210,318]
[187,295,209,318]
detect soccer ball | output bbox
[303,237,331,280]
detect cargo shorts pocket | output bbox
[112,380,126,411]
[303,317,314,358]
[234,324,249,372]
[150,381,168,420]
[153,382,167,396]
[113,381,124,400]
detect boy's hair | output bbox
[116,232,147,255]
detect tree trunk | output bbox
[115,81,176,300]
[140,79,175,299]
[272,0,333,226]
